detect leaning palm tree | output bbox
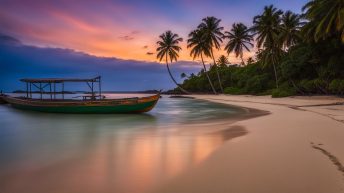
[156,31,189,94]
[279,11,302,49]
[187,29,217,94]
[252,5,283,88]
[198,16,225,93]
[224,23,253,65]
[302,0,344,43]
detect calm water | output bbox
[0,94,248,193]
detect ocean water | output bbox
[0,94,248,193]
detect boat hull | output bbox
[2,94,160,114]
[0,95,7,104]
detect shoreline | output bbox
[152,94,344,193]
[0,96,271,193]
[164,98,270,137]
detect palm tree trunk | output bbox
[272,63,279,89]
[241,56,245,66]
[165,55,190,94]
[210,49,224,93]
[290,79,304,95]
[201,53,217,94]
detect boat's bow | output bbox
[0,94,8,104]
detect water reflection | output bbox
[0,96,249,193]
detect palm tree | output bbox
[252,5,283,48]
[156,30,189,94]
[216,55,230,66]
[198,16,225,93]
[252,5,283,88]
[247,57,255,65]
[187,29,217,94]
[302,0,344,42]
[180,72,188,79]
[279,11,302,49]
[224,23,253,65]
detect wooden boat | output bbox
[1,76,160,113]
[0,94,7,104]
[1,94,160,113]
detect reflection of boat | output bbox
[1,76,160,113]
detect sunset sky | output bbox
[0,0,307,91]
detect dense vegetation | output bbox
[157,0,344,97]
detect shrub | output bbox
[257,89,273,96]
[329,79,341,94]
[224,87,245,95]
[329,79,344,95]
[244,74,269,94]
[299,79,315,93]
[271,87,296,98]
[340,80,344,95]
[313,78,328,94]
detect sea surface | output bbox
[0,94,249,193]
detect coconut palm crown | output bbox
[279,11,303,49]
[224,23,253,65]
[252,5,283,48]
[302,0,344,43]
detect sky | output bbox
[0,0,308,91]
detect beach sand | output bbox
[152,95,344,193]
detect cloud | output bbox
[118,35,134,41]
[0,33,22,46]
[0,34,201,92]
[118,30,140,41]
[146,52,154,55]
[143,45,148,49]
[0,0,307,63]
[131,30,140,34]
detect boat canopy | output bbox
[20,76,100,83]
[21,76,102,100]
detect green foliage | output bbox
[313,78,328,94]
[329,79,344,95]
[302,0,344,43]
[224,87,245,95]
[271,82,296,97]
[245,74,270,94]
[299,79,316,93]
[168,2,344,96]
[271,88,296,98]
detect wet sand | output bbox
[152,95,344,193]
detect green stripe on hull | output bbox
[11,101,157,114]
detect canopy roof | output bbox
[20,76,100,83]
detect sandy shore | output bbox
[152,95,344,193]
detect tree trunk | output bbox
[165,55,190,94]
[201,53,217,94]
[211,49,224,93]
[272,63,279,89]
[241,56,245,66]
[290,79,304,95]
